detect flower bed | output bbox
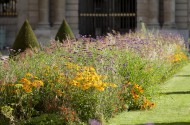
[0,31,188,124]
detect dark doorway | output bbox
[79,0,137,36]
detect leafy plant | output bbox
[1,105,15,124]
[0,30,188,124]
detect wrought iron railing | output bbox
[0,0,17,17]
[79,0,137,36]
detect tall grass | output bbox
[0,31,188,125]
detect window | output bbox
[0,0,17,17]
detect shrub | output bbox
[55,19,75,42]
[10,20,40,57]
[0,30,188,124]
[21,114,75,125]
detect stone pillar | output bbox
[35,0,51,45]
[38,0,50,28]
[163,0,176,28]
[17,0,29,29]
[53,0,66,27]
[137,0,149,30]
[147,0,159,29]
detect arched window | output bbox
[0,0,17,17]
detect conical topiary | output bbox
[10,19,40,56]
[55,18,75,42]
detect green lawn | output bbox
[108,63,190,125]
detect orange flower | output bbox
[132,94,139,100]
[23,85,32,93]
[134,84,139,89]
[138,86,144,93]
[150,102,156,108]
[20,78,31,85]
[32,80,44,88]
[131,89,135,95]
[66,117,68,121]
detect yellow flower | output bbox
[32,80,44,88]
[23,85,32,93]
[134,84,139,89]
[71,80,80,86]
[169,52,188,63]
[109,83,117,88]
[126,81,131,85]
[138,86,144,93]
[89,67,95,71]
[134,84,144,93]
[132,94,139,100]
[96,87,105,91]
[25,73,33,78]
[82,84,91,90]
[56,89,63,96]
[93,83,99,88]
[66,63,117,91]
[20,78,31,85]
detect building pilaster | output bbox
[163,0,176,29]
[137,0,149,30]
[17,0,29,29]
[38,0,50,28]
[53,0,66,28]
[147,0,159,29]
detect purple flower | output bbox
[88,119,102,125]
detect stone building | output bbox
[0,0,190,49]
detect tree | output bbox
[10,19,40,56]
[55,19,75,42]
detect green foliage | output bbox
[108,63,190,124]
[21,114,67,125]
[1,105,15,124]
[0,30,188,124]
[10,20,39,56]
[0,114,10,125]
[1,105,14,119]
[140,21,147,33]
[55,19,75,42]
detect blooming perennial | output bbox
[65,62,117,91]
[19,73,44,93]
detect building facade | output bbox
[0,0,190,48]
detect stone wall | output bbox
[0,18,17,47]
[176,0,188,29]
[137,0,149,29]
[66,0,79,35]
[28,0,39,29]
